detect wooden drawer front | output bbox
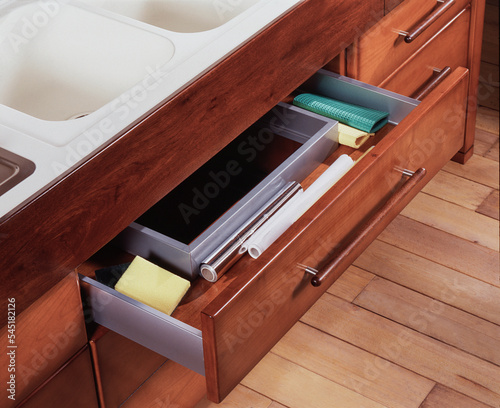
[201,68,469,402]
[385,0,406,14]
[0,272,87,406]
[348,0,470,86]
[18,346,98,408]
[380,7,470,97]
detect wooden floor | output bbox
[194,4,500,408]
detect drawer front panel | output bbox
[0,273,87,406]
[201,68,469,402]
[348,0,470,85]
[380,8,470,97]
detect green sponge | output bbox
[293,93,389,133]
[114,256,190,315]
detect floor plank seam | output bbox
[352,276,500,328]
[417,383,438,408]
[267,338,421,408]
[441,168,500,190]
[315,293,500,405]
[299,305,462,403]
[349,274,376,305]
[369,228,500,288]
[344,298,500,366]
[236,384,279,407]
[352,261,500,326]
[418,383,497,408]
[419,189,490,214]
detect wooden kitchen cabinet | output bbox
[17,346,99,408]
[0,0,485,406]
[379,7,470,96]
[346,0,471,86]
[80,66,469,403]
[346,0,486,162]
[89,327,166,407]
[0,273,87,406]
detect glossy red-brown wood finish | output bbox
[18,347,99,408]
[454,0,485,163]
[0,0,384,320]
[347,0,484,164]
[310,168,427,287]
[89,329,166,407]
[0,272,87,406]
[346,0,470,85]
[379,7,470,98]
[403,0,456,43]
[201,68,469,402]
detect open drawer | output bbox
[79,66,469,403]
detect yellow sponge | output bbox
[114,256,190,315]
[338,123,373,148]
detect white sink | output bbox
[80,0,260,33]
[0,0,304,220]
[0,3,174,122]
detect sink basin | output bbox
[80,0,260,33]
[0,147,35,196]
[0,0,304,220]
[0,2,175,121]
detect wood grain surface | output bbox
[0,0,385,319]
[0,273,87,406]
[201,69,468,402]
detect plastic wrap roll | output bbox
[246,154,355,259]
[243,191,304,258]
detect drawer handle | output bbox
[413,66,452,101]
[310,168,427,287]
[402,0,455,43]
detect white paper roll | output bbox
[291,154,355,222]
[246,154,355,259]
[242,191,304,258]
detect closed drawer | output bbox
[348,0,470,86]
[380,7,470,97]
[0,272,87,406]
[79,67,469,403]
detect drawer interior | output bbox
[297,70,420,125]
[112,103,338,280]
[135,128,301,245]
[79,69,423,331]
